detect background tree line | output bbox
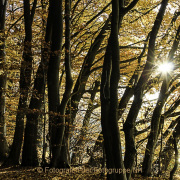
[0,0,179,179]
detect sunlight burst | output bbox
[158,62,174,74]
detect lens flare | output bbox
[158,62,174,74]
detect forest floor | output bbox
[0,166,104,180]
[0,166,179,180]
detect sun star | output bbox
[158,62,174,74]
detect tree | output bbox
[142,24,180,176]
[4,0,35,166]
[101,1,139,179]
[0,0,8,163]
[47,0,73,168]
[21,0,49,166]
[123,0,169,178]
[71,81,100,164]
[55,0,73,167]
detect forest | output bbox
[0,0,179,179]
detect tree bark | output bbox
[48,0,73,168]
[101,38,116,180]
[0,0,8,163]
[123,0,169,178]
[142,74,171,176]
[142,23,179,177]
[160,118,180,176]
[21,0,51,166]
[88,132,104,167]
[71,81,99,164]
[70,17,110,126]
[100,1,140,179]
[56,0,73,168]
[4,0,34,166]
[101,0,128,179]
[169,120,179,180]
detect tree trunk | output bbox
[70,17,110,129]
[0,0,8,163]
[101,37,113,177]
[54,0,73,168]
[169,129,179,180]
[101,0,127,179]
[101,1,140,179]
[3,0,34,166]
[160,118,180,175]
[124,0,169,178]
[88,132,104,167]
[142,75,170,176]
[71,81,99,164]
[21,0,51,166]
[48,0,73,168]
[142,22,179,177]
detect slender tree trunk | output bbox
[56,0,73,168]
[101,0,127,179]
[100,1,140,179]
[109,0,125,175]
[123,1,169,178]
[71,81,99,164]
[100,37,113,176]
[160,118,180,174]
[142,75,170,176]
[142,23,179,177]
[70,17,110,128]
[3,0,34,166]
[47,0,70,168]
[21,0,51,166]
[88,132,104,167]
[169,123,179,180]
[118,32,149,120]
[0,0,8,163]
[67,19,110,167]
